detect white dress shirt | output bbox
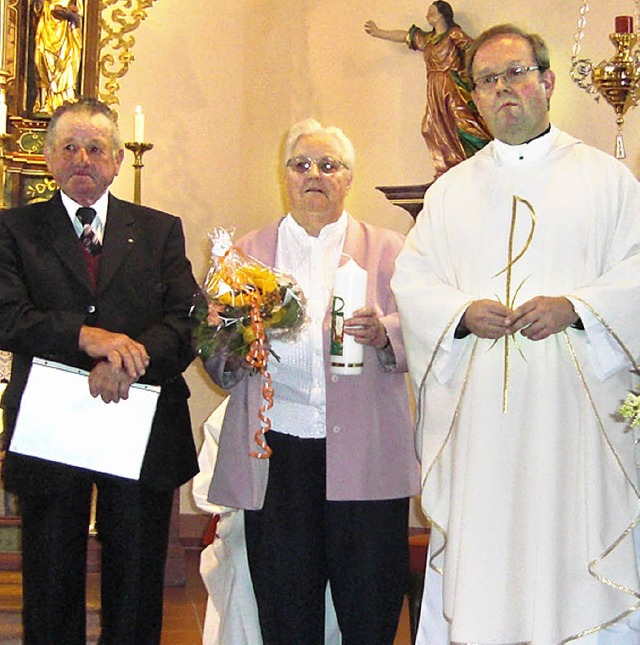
[268,212,348,439]
[61,190,108,244]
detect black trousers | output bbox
[245,430,410,645]
[18,470,174,645]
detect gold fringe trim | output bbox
[563,329,639,497]
[568,296,640,376]
[558,303,640,643]
[414,302,474,432]
[415,306,479,577]
[418,302,640,642]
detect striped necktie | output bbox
[76,207,102,256]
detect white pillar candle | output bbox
[134,105,145,142]
[330,257,367,376]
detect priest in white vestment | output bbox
[392,24,640,645]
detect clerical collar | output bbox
[520,124,551,145]
[493,124,556,166]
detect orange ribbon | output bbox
[218,249,274,458]
[246,292,274,459]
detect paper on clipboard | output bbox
[9,358,161,480]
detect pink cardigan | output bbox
[207,215,419,510]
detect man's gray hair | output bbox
[44,97,123,160]
[284,118,356,171]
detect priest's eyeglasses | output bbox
[286,156,349,175]
[473,65,540,91]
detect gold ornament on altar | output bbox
[32,0,83,116]
[570,1,640,158]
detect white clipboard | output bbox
[9,358,161,480]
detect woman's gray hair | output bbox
[284,118,356,171]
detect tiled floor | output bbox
[161,548,413,644]
[0,548,412,643]
[161,548,207,644]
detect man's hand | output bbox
[88,360,136,403]
[505,296,578,341]
[460,300,512,339]
[79,326,149,380]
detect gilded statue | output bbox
[365,2,491,177]
[32,0,83,116]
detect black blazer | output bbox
[0,192,199,493]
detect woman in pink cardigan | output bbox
[204,118,419,644]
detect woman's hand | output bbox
[344,306,389,349]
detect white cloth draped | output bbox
[392,127,640,644]
[192,397,342,644]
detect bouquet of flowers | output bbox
[619,392,640,428]
[619,368,640,428]
[618,367,640,428]
[193,228,306,362]
[193,228,306,458]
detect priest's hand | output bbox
[505,296,579,341]
[88,360,137,403]
[458,300,512,339]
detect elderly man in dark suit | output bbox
[0,98,198,644]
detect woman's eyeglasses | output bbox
[286,156,349,175]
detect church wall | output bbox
[106,0,640,522]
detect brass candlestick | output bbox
[124,141,153,205]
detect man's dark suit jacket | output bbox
[0,191,198,494]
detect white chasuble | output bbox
[392,127,640,645]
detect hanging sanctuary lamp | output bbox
[570,1,640,158]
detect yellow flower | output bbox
[620,392,640,428]
[235,264,279,294]
[264,306,285,328]
[241,324,256,345]
[218,290,252,307]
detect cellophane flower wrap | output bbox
[193,228,307,458]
